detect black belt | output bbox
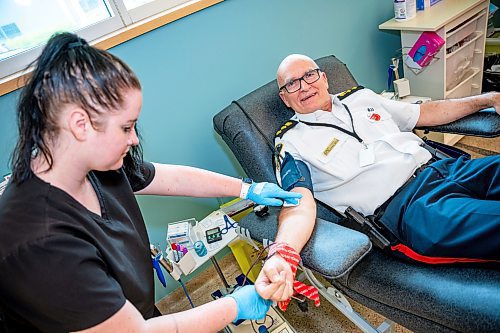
[360,142,442,248]
[344,159,437,249]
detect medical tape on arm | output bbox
[239,182,251,199]
[268,242,320,311]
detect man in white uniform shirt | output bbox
[255,54,500,305]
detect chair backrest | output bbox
[213,55,358,184]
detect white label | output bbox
[394,2,407,20]
[359,145,375,167]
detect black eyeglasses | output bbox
[279,68,321,93]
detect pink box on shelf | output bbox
[404,31,445,72]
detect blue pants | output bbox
[381,155,500,261]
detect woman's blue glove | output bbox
[226,285,272,322]
[245,182,302,207]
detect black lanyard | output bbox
[299,103,364,144]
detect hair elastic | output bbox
[68,39,88,49]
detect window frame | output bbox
[0,2,125,79]
[125,0,194,23]
[0,0,223,97]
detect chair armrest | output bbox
[238,207,372,279]
[301,218,372,279]
[415,108,500,137]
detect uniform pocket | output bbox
[315,137,359,182]
[358,108,400,142]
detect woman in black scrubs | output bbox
[0,32,298,333]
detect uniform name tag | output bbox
[323,138,339,156]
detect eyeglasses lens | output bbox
[285,69,320,93]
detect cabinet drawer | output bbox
[446,31,482,91]
[446,11,485,50]
[446,68,481,99]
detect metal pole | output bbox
[210,256,230,289]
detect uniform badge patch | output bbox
[275,143,284,155]
[274,143,284,179]
[367,108,381,121]
[274,154,281,173]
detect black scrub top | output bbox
[0,162,156,333]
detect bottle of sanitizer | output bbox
[394,0,416,21]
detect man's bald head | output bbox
[276,54,319,86]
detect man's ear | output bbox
[323,72,329,91]
[279,91,291,108]
[68,108,91,141]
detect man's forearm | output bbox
[275,187,316,252]
[417,92,500,127]
[255,187,316,303]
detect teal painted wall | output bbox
[0,0,400,301]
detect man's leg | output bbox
[403,155,500,260]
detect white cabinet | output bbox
[379,0,489,145]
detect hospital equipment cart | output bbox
[166,210,297,332]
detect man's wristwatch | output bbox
[239,177,253,199]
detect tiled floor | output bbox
[156,135,498,332]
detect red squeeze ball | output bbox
[268,242,320,311]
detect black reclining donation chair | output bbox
[213,55,500,333]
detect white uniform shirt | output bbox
[275,88,432,216]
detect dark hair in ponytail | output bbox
[10,32,143,184]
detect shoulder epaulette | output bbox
[337,86,364,101]
[275,120,298,139]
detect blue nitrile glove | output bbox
[246,182,302,207]
[227,285,272,322]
